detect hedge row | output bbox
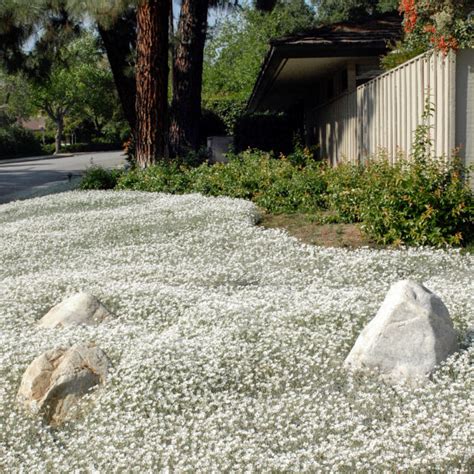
[0,126,44,159]
[80,149,473,247]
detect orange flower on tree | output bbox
[399,0,417,33]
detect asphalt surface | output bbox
[0,151,126,204]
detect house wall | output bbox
[303,58,380,149]
[455,49,474,188]
[308,50,461,170]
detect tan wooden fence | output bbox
[311,51,457,164]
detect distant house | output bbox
[248,14,474,188]
[19,117,46,133]
[248,13,402,123]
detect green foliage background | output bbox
[312,0,398,23]
[202,1,315,122]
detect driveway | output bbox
[0,151,126,204]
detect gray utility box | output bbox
[207,136,233,163]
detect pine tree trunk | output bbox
[169,0,209,157]
[135,0,170,168]
[98,10,137,132]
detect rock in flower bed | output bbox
[17,343,110,426]
[38,292,114,328]
[345,280,459,385]
[0,191,473,471]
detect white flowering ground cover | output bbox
[0,191,473,472]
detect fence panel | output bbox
[311,89,358,164]
[310,51,456,164]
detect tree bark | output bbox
[54,113,64,155]
[169,0,209,157]
[98,10,137,132]
[135,0,170,167]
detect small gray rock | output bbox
[38,292,113,328]
[463,324,474,348]
[17,343,110,426]
[344,280,458,385]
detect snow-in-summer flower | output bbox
[0,191,472,471]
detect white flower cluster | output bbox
[0,191,472,472]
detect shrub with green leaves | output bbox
[79,167,123,190]
[0,125,43,158]
[113,149,328,214]
[360,157,473,246]
[116,161,191,194]
[325,156,473,247]
[201,99,246,134]
[324,162,367,223]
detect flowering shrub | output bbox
[79,166,123,190]
[400,0,418,34]
[0,191,473,471]
[400,0,474,53]
[324,156,473,246]
[382,0,474,69]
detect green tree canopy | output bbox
[203,0,315,103]
[3,32,121,153]
[312,0,398,23]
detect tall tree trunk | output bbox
[54,114,64,155]
[135,0,170,167]
[98,10,137,132]
[169,0,209,157]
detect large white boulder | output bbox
[38,292,113,328]
[344,280,458,384]
[17,343,110,426]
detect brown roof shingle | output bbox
[271,13,402,48]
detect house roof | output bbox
[247,13,402,112]
[271,13,402,48]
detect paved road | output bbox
[0,151,126,204]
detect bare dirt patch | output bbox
[258,212,372,248]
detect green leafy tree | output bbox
[382,0,474,70]
[95,8,137,132]
[0,70,35,120]
[0,2,81,80]
[19,33,117,153]
[203,0,315,103]
[312,0,398,23]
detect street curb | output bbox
[0,150,124,165]
[0,153,74,165]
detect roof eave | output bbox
[247,46,280,113]
[246,42,392,113]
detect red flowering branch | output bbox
[399,0,417,33]
[423,23,459,54]
[399,1,460,55]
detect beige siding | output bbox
[310,51,457,164]
[309,89,358,165]
[455,50,474,189]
